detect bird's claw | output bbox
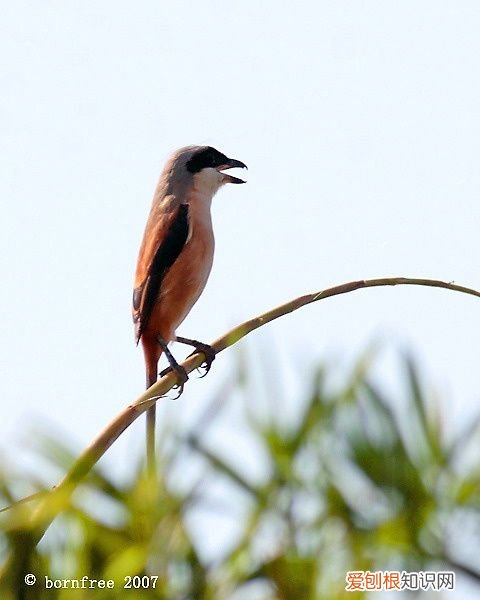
[170,383,184,400]
[159,365,172,378]
[158,341,215,386]
[158,364,188,399]
[187,343,216,378]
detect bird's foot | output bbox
[171,364,188,398]
[157,336,189,398]
[188,343,216,378]
[158,363,188,398]
[176,337,216,378]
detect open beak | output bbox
[217,158,248,184]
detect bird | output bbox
[133,145,247,470]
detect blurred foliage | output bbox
[1,352,480,598]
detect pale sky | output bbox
[1,2,480,595]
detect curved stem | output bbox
[2,276,480,566]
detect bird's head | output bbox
[164,145,247,199]
[186,145,247,183]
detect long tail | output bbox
[145,354,160,477]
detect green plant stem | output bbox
[1,276,480,576]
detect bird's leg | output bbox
[175,336,216,378]
[157,336,189,396]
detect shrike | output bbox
[133,145,247,467]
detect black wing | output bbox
[133,203,189,343]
